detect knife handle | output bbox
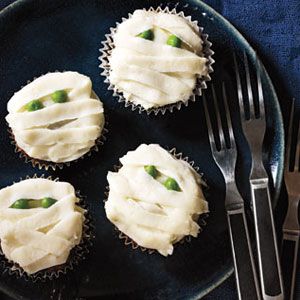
[251,181,284,300]
[227,208,261,300]
[281,233,299,300]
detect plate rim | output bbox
[0,0,284,299]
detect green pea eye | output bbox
[51,90,68,103]
[11,199,29,209]
[144,165,158,178]
[10,197,58,209]
[163,177,181,191]
[137,29,154,41]
[41,197,57,208]
[26,100,44,112]
[166,35,182,48]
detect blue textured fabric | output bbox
[204,0,300,120]
[0,1,299,300]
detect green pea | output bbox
[51,90,68,103]
[166,35,182,48]
[41,197,57,208]
[137,29,154,41]
[11,199,29,209]
[26,100,44,111]
[164,177,180,191]
[144,165,158,178]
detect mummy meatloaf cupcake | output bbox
[105,144,208,256]
[100,7,213,114]
[5,71,105,169]
[0,178,87,278]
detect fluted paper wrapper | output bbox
[7,72,108,171]
[104,148,209,255]
[0,174,94,282]
[99,5,214,115]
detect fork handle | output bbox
[281,233,299,300]
[227,208,261,300]
[251,180,284,300]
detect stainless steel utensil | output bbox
[234,53,284,300]
[282,98,300,300]
[203,83,261,300]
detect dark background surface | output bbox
[0,0,299,299]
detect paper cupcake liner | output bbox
[99,5,214,115]
[104,147,209,255]
[6,71,108,170]
[0,174,95,282]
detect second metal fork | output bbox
[203,83,261,300]
[234,53,284,300]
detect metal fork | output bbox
[282,99,300,300]
[234,53,284,300]
[203,83,261,300]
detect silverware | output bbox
[282,98,300,300]
[234,53,284,300]
[203,83,261,300]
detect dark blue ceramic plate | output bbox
[0,0,284,299]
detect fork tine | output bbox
[233,53,246,121]
[212,84,226,150]
[256,59,265,118]
[286,99,295,171]
[294,110,300,172]
[203,93,217,152]
[222,82,235,148]
[244,52,256,119]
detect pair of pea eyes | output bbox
[10,197,57,209]
[26,89,68,112]
[144,165,181,192]
[137,29,182,48]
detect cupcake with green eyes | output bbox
[100,7,214,114]
[105,144,209,256]
[0,177,92,280]
[5,71,106,169]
